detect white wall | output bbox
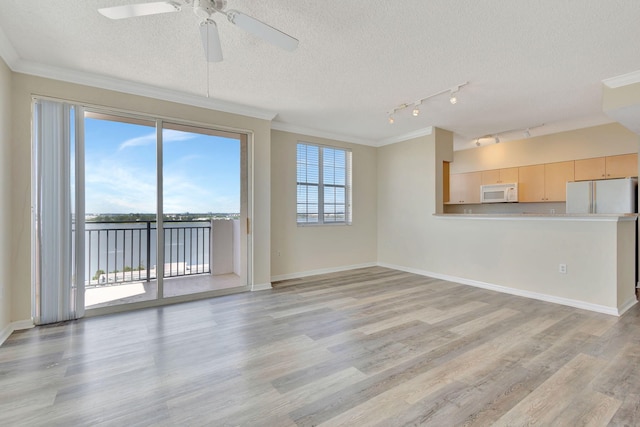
[0,58,11,337]
[270,130,378,279]
[10,73,272,322]
[211,219,234,275]
[377,131,636,314]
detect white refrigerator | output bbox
[566,178,637,214]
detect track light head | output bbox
[494,135,500,144]
[524,129,531,138]
[475,139,480,147]
[450,90,458,105]
[388,114,395,124]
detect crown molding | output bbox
[271,121,376,146]
[0,25,19,68]
[376,126,434,147]
[10,58,277,121]
[603,70,640,89]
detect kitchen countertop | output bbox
[434,213,638,221]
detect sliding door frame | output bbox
[33,96,254,318]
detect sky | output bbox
[84,117,240,214]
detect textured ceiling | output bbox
[1,1,640,150]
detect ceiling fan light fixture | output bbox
[98,0,298,63]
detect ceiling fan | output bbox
[98,0,299,62]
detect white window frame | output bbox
[296,142,352,226]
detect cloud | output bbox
[85,164,157,213]
[85,163,239,213]
[118,129,197,151]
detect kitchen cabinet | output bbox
[605,153,638,179]
[481,167,519,185]
[443,161,450,203]
[518,165,545,202]
[574,153,637,181]
[518,161,574,202]
[545,161,575,201]
[449,172,482,204]
[574,157,605,181]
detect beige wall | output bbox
[450,123,637,174]
[270,130,377,278]
[603,82,640,112]
[10,73,272,322]
[4,69,638,325]
[378,130,636,313]
[0,58,11,333]
[603,82,640,135]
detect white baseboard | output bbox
[0,319,34,347]
[617,296,637,316]
[251,282,272,291]
[271,262,378,282]
[378,262,625,316]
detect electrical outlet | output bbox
[559,264,567,274]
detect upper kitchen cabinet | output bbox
[518,161,574,202]
[518,164,545,202]
[574,153,638,181]
[545,161,575,201]
[574,157,606,181]
[605,153,638,179]
[481,167,519,185]
[449,172,482,204]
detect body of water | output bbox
[80,221,211,285]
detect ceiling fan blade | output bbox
[225,10,299,52]
[200,20,223,62]
[98,1,181,20]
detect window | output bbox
[297,143,352,225]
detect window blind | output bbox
[297,143,351,225]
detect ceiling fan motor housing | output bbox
[193,0,226,18]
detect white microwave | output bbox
[481,183,518,203]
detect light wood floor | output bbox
[2,267,640,426]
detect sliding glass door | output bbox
[83,112,159,309]
[33,98,249,319]
[161,123,245,298]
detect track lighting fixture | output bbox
[386,81,468,122]
[388,114,395,124]
[473,124,544,148]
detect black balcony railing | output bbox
[84,220,211,287]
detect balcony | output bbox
[82,219,242,309]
